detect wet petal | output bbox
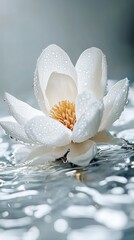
[72,100,103,143]
[34,44,77,113]
[75,90,98,120]
[0,120,32,143]
[5,93,42,125]
[25,115,72,147]
[99,78,129,131]
[67,140,97,166]
[75,47,107,98]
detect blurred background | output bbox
[0,0,134,114]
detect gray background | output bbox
[0,0,134,108]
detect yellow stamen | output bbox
[50,100,76,131]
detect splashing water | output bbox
[0,83,134,240]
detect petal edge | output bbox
[99,78,129,131]
[5,93,42,125]
[67,140,97,166]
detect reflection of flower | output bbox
[0,45,129,166]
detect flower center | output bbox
[49,100,76,131]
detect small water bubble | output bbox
[2,211,9,217]
[54,219,68,233]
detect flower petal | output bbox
[91,130,124,145]
[26,145,68,161]
[25,115,72,147]
[0,116,16,123]
[14,145,69,165]
[13,146,56,166]
[72,100,103,143]
[5,93,42,125]
[46,72,77,108]
[51,145,69,159]
[67,140,97,166]
[75,47,107,98]
[99,78,129,131]
[34,68,50,114]
[0,120,33,143]
[75,90,98,120]
[34,44,77,113]
[14,145,51,162]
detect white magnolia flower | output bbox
[0,45,129,166]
